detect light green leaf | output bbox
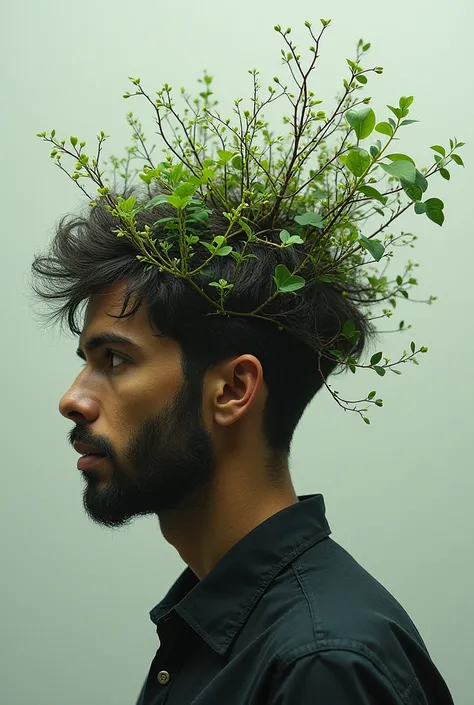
[215,246,233,256]
[274,264,305,293]
[232,155,243,169]
[375,122,393,136]
[346,147,371,177]
[387,104,402,119]
[380,160,416,186]
[174,182,197,199]
[431,145,446,157]
[217,149,235,163]
[399,96,414,110]
[346,107,376,140]
[294,212,325,227]
[386,153,415,166]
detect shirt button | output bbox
[157,670,171,685]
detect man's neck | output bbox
[158,466,299,580]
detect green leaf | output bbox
[355,74,368,84]
[238,218,253,239]
[374,366,386,376]
[217,149,235,163]
[399,96,414,110]
[363,416,371,425]
[368,391,377,400]
[399,119,419,126]
[370,145,380,158]
[273,264,305,293]
[215,246,233,256]
[346,107,376,140]
[356,184,387,205]
[174,182,197,199]
[294,212,325,227]
[232,155,243,169]
[359,234,385,261]
[143,194,170,210]
[346,147,371,177]
[386,153,415,166]
[410,341,416,353]
[342,320,356,339]
[371,351,383,365]
[440,168,450,180]
[425,198,445,226]
[430,145,446,157]
[402,169,428,201]
[414,202,426,214]
[375,122,393,136]
[380,160,416,185]
[451,153,465,166]
[387,105,402,119]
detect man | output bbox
[50,274,453,704]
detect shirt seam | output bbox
[275,641,420,705]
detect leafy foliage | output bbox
[36,18,465,422]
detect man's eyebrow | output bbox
[76,332,142,359]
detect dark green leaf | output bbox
[342,320,356,339]
[380,160,416,185]
[357,184,387,205]
[346,147,371,177]
[273,264,305,293]
[410,341,416,353]
[440,168,450,180]
[374,366,386,376]
[375,122,393,136]
[346,107,376,140]
[403,169,428,201]
[232,155,243,169]
[425,198,445,226]
[370,145,380,158]
[355,74,367,84]
[399,119,419,126]
[359,234,385,261]
[388,117,397,130]
[368,391,377,400]
[451,153,465,166]
[294,212,325,227]
[414,202,426,214]
[430,145,446,157]
[371,351,383,365]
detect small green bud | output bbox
[273,76,280,83]
[285,27,291,34]
[362,416,370,424]
[80,141,86,148]
[375,399,383,407]
[70,136,78,147]
[274,24,281,31]
[72,173,80,180]
[304,20,312,28]
[420,346,428,353]
[374,67,383,74]
[320,18,331,27]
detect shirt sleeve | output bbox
[270,649,407,705]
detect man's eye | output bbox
[104,349,127,369]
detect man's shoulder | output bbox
[238,536,430,696]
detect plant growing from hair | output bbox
[35,18,465,424]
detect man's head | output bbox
[30,186,374,527]
[59,280,270,527]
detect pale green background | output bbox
[1,1,472,703]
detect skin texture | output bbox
[59,281,299,579]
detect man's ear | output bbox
[212,355,264,428]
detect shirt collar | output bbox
[149,493,331,654]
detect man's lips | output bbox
[73,441,106,456]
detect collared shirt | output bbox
[135,494,454,704]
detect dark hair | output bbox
[30,183,377,467]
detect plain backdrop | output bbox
[1,1,472,704]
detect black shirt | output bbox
[135,494,454,704]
